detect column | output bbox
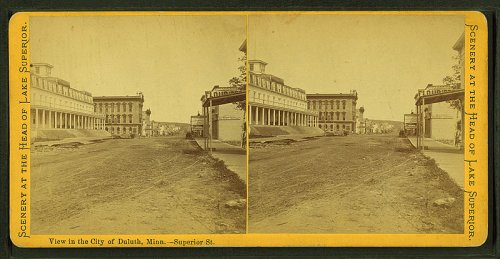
[273,109,276,126]
[267,108,270,126]
[48,111,52,129]
[35,109,39,129]
[248,105,252,125]
[54,111,58,129]
[255,106,259,125]
[277,110,281,126]
[260,107,265,125]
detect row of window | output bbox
[105,126,137,134]
[31,75,92,103]
[106,114,135,124]
[95,102,135,113]
[250,90,307,110]
[308,100,348,110]
[32,92,93,113]
[319,124,351,131]
[319,111,347,121]
[249,73,306,101]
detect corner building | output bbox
[93,94,144,136]
[248,60,318,127]
[30,63,106,136]
[306,91,358,133]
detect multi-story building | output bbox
[414,84,459,141]
[201,85,245,141]
[452,32,465,89]
[190,113,204,137]
[93,93,144,136]
[30,63,106,139]
[142,109,152,137]
[306,91,358,133]
[248,60,318,127]
[355,106,366,134]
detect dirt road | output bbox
[31,136,245,234]
[249,134,463,233]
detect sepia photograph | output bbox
[247,14,466,233]
[28,15,247,234]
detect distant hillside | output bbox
[366,119,404,133]
[152,121,190,132]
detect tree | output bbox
[228,52,247,148]
[442,54,462,110]
[229,52,247,110]
[442,53,464,148]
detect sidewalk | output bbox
[194,138,246,183]
[408,137,464,188]
[249,133,324,143]
[33,136,113,147]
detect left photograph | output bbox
[29,15,247,234]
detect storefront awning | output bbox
[415,89,464,106]
[202,91,245,107]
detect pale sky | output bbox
[249,14,464,121]
[30,15,246,123]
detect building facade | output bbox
[414,84,459,141]
[355,106,366,134]
[248,60,318,127]
[142,109,152,137]
[93,94,144,136]
[452,32,465,89]
[201,85,245,142]
[306,91,358,133]
[30,63,106,136]
[190,114,204,137]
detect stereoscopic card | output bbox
[9,11,488,248]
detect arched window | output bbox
[117,127,120,134]
[123,114,127,123]
[117,116,120,123]
[117,103,120,112]
[129,114,133,123]
[129,103,132,112]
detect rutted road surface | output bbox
[249,134,463,233]
[31,136,245,234]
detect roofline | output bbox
[31,63,54,68]
[239,39,247,52]
[307,93,357,97]
[249,59,268,65]
[452,32,465,51]
[93,95,143,99]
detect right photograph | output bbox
[247,14,465,234]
